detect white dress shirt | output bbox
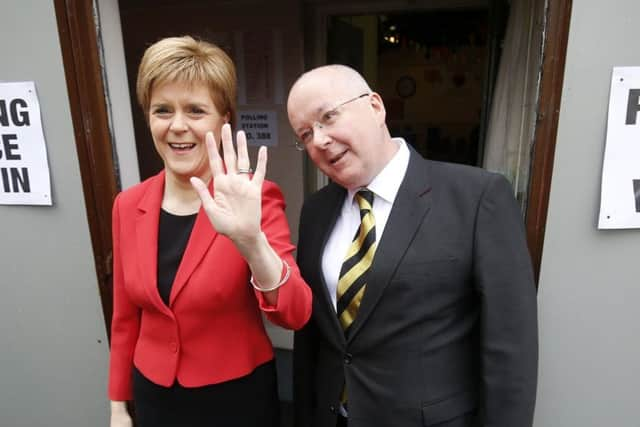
[321,138,410,310]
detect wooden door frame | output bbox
[525,0,573,283]
[52,0,572,338]
[54,0,119,338]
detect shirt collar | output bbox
[346,137,410,206]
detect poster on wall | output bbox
[0,81,52,206]
[598,67,640,229]
[238,110,278,147]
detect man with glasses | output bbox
[287,64,538,427]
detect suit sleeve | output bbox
[293,200,319,427]
[253,181,312,331]
[107,194,141,401]
[473,173,538,427]
[293,318,319,427]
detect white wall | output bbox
[0,1,109,426]
[96,0,140,190]
[535,1,640,426]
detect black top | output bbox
[157,209,197,306]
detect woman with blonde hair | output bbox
[108,35,311,427]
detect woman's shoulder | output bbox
[261,179,284,200]
[114,171,164,208]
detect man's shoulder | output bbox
[421,157,505,189]
[303,181,344,206]
[408,156,511,205]
[299,182,345,226]
[423,157,495,181]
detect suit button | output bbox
[170,341,178,353]
[329,405,336,413]
[344,353,353,364]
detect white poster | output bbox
[0,81,52,205]
[238,110,278,147]
[598,67,640,229]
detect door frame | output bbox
[525,0,572,283]
[54,0,571,336]
[54,0,119,337]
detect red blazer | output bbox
[108,171,312,401]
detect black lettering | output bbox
[0,100,7,126]
[634,179,640,213]
[11,167,30,192]
[0,134,21,160]
[243,123,268,129]
[245,132,254,139]
[0,99,30,127]
[0,167,29,193]
[0,168,9,192]
[10,99,30,126]
[626,89,640,125]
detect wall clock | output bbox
[395,75,416,98]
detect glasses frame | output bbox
[294,93,370,151]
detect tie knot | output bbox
[356,189,374,212]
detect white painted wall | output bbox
[96,0,140,190]
[0,1,109,426]
[534,1,640,426]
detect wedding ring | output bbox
[237,167,252,174]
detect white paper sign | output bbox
[0,81,52,205]
[598,67,640,229]
[238,110,278,147]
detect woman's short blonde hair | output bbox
[136,36,237,127]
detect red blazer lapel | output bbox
[135,171,170,313]
[169,179,218,306]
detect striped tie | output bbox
[337,189,377,335]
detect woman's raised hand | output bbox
[191,123,267,247]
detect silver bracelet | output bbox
[250,259,291,292]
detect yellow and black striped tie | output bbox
[337,189,377,335]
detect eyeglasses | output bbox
[294,93,370,151]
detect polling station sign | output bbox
[238,110,278,147]
[598,67,640,229]
[0,82,52,206]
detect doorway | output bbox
[327,9,495,166]
[53,0,568,424]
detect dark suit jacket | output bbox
[108,170,312,401]
[294,148,537,427]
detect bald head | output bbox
[287,65,371,108]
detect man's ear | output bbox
[369,92,386,126]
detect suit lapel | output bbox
[169,197,218,306]
[347,150,433,341]
[135,171,171,313]
[307,183,347,346]
[169,202,218,306]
